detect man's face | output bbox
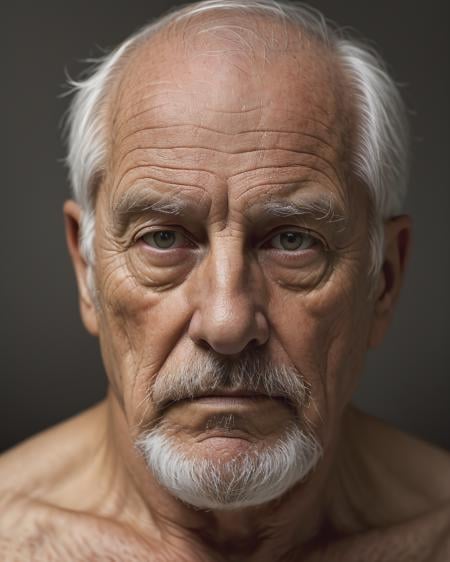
[82,30,377,502]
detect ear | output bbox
[63,200,99,336]
[368,215,412,348]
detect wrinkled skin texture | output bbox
[89,26,373,460]
[1,16,449,562]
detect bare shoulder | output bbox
[0,492,211,562]
[306,502,450,562]
[0,403,114,560]
[345,405,450,508]
[0,402,107,546]
[0,494,163,562]
[327,407,450,561]
[0,402,106,499]
[0,403,207,562]
[0,402,100,561]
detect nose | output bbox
[188,242,269,355]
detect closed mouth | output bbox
[176,391,296,413]
[158,388,297,415]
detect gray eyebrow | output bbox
[261,196,346,225]
[112,184,347,238]
[115,190,187,216]
[111,186,191,236]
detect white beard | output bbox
[136,422,322,510]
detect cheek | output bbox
[271,274,372,437]
[95,258,192,427]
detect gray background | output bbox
[2,1,449,453]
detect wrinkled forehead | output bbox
[109,15,352,148]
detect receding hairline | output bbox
[65,1,409,280]
[100,8,356,191]
[105,8,344,113]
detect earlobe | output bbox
[63,200,99,336]
[368,215,412,348]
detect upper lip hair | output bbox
[191,389,283,399]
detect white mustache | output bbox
[151,350,311,412]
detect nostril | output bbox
[197,338,214,352]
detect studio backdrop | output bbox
[2,0,449,452]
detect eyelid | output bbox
[136,226,196,249]
[261,227,325,250]
[133,225,326,251]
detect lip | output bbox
[161,391,295,413]
[191,395,274,403]
[193,392,271,400]
[192,389,285,399]
[182,394,295,412]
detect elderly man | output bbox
[1,1,449,560]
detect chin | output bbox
[135,421,323,510]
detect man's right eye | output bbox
[141,230,188,250]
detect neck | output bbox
[90,392,363,561]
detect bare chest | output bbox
[0,502,174,562]
[2,503,448,562]
[302,512,450,562]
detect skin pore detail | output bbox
[1,8,449,562]
[83,22,379,552]
[92,29,371,447]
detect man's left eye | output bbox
[269,231,316,251]
[141,230,188,250]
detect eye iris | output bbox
[280,232,304,250]
[153,231,176,248]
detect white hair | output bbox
[136,421,322,510]
[64,0,410,279]
[135,343,321,509]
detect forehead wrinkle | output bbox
[231,148,342,183]
[118,121,339,145]
[111,155,345,213]
[111,43,348,135]
[112,107,345,176]
[112,56,339,136]
[113,118,344,178]
[118,78,342,125]
[113,118,341,158]
[113,165,217,199]
[105,22,354,209]
[115,145,341,161]
[231,164,343,200]
[113,95,190,137]
[110,55,347,148]
[116,99,186,127]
